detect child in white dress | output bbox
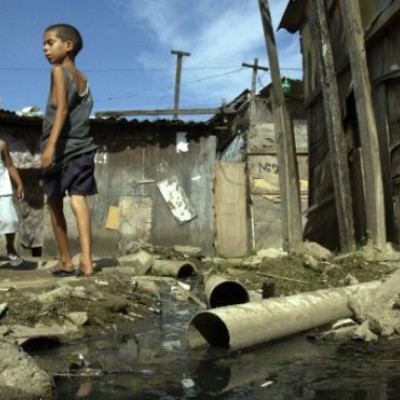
[0,138,24,266]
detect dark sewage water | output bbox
[31,279,400,400]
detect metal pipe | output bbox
[187,281,380,351]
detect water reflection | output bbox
[30,280,400,400]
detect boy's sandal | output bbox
[76,264,102,278]
[51,265,76,277]
[8,254,23,267]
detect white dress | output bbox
[0,153,18,234]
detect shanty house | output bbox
[0,111,217,257]
[280,0,400,250]
[0,76,307,259]
[215,80,308,257]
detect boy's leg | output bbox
[70,194,93,275]
[47,198,74,272]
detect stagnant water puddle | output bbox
[30,277,400,399]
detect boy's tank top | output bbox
[0,151,12,196]
[41,66,97,165]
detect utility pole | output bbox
[171,50,190,120]
[309,0,356,252]
[242,58,269,128]
[242,58,269,251]
[242,58,269,97]
[339,0,386,247]
[258,0,303,250]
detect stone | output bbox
[66,312,88,326]
[117,250,155,275]
[0,340,53,399]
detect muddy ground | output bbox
[0,243,397,342]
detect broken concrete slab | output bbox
[349,268,400,336]
[2,322,79,346]
[117,250,155,275]
[290,241,333,260]
[173,245,203,259]
[0,340,54,399]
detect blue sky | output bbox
[0,0,301,120]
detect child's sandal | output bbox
[8,254,23,267]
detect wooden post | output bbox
[258,0,303,250]
[171,50,191,120]
[339,0,386,247]
[309,0,356,252]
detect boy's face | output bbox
[43,30,72,64]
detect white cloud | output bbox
[110,0,302,110]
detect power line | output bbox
[0,66,302,72]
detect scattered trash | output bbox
[0,287,15,292]
[177,281,191,291]
[181,377,195,389]
[0,302,8,317]
[95,279,109,286]
[260,380,274,388]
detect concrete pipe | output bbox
[187,281,380,352]
[204,275,250,308]
[151,260,197,278]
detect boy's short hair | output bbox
[45,23,83,56]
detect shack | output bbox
[215,80,308,256]
[0,78,308,258]
[280,0,400,250]
[0,110,216,256]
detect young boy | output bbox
[41,23,98,277]
[0,138,24,267]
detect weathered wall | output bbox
[218,95,308,251]
[300,0,400,249]
[0,117,216,257]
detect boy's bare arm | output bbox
[2,140,24,201]
[41,65,68,168]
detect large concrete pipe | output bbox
[151,260,197,278]
[204,275,250,308]
[187,281,380,352]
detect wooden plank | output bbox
[374,83,394,241]
[215,162,248,257]
[340,0,386,247]
[258,0,303,250]
[309,0,355,252]
[105,206,120,230]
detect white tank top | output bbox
[0,154,12,196]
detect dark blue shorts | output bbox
[43,151,98,199]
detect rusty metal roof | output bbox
[278,0,307,33]
[0,108,213,130]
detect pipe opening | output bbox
[176,263,196,278]
[209,281,250,308]
[187,312,230,349]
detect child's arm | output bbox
[41,65,68,169]
[1,140,24,201]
